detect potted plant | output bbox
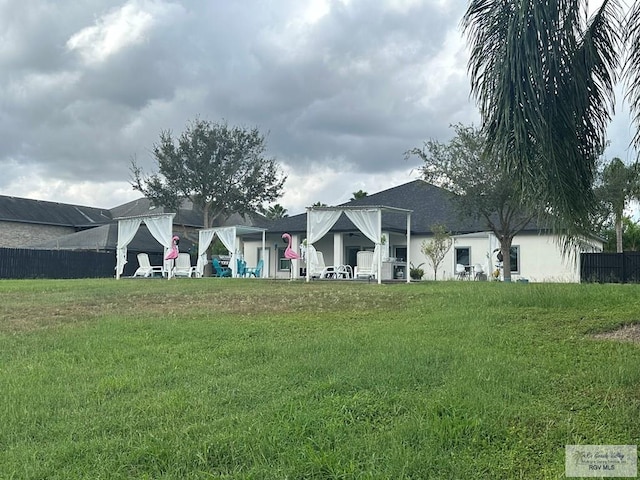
[409,262,424,281]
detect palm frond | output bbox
[623,0,640,147]
[463,0,621,230]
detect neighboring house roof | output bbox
[0,195,111,228]
[23,195,267,251]
[30,223,197,254]
[110,197,204,228]
[0,193,261,232]
[111,197,270,229]
[267,179,489,235]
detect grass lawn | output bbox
[0,279,638,479]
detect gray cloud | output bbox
[1,0,629,211]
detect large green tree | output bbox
[406,123,537,281]
[594,157,640,252]
[462,0,640,233]
[131,119,286,229]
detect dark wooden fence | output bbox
[580,252,640,283]
[0,248,166,279]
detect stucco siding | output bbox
[247,230,599,282]
[513,233,580,282]
[416,232,587,282]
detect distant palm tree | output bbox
[462,1,640,231]
[351,190,368,201]
[594,157,640,252]
[265,203,288,220]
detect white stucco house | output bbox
[241,180,602,282]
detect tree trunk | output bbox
[501,240,512,282]
[615,215,623,253]
[202,207,212,277]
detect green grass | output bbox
[0,279,638,479]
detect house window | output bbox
[509,246,520,273]
[278,247,290,271]
[394,246,407,262]
[455,247,470,266]
[496,246,520,273]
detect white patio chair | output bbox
[308,251,337,278]
[133,253,164,277]
[173,253,196,278]
[473,263,485,280]
[336,264,353,279]
[355,251,376,279]
[455,263,468,280]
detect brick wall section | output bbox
[0,221,75,247]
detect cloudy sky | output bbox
[1,0,636,216]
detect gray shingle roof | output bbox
[0,196,111,228]
[267,180,489,235]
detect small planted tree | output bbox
[406,123,537,281]
[421,224,453,280]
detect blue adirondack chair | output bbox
[237,258,247,277]
[246,259,264,278]
[212,258,232,277]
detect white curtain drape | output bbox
[305,244,321,275]
[146,216,174,276]
[116,218,142,278]
[344,210,379,243]
[308,210,343,244]
[145,215,175,277]
[345,209,382,282]
[215,227,237,276]
[196,229,217,277]
[144,215,174,250]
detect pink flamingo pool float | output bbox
[282,233,301,260]
[165,235,180,260]
[282,233,301,280]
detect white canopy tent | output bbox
[305,206,412,284]
[196,226,267,277]
[115,213,175,279]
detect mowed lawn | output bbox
[0,279,638,479]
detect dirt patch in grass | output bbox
[593,323,640,344]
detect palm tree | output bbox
[351,189,368,201]
[594,157,640,252]
[265,203,288,220]
[462,0,640,233]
